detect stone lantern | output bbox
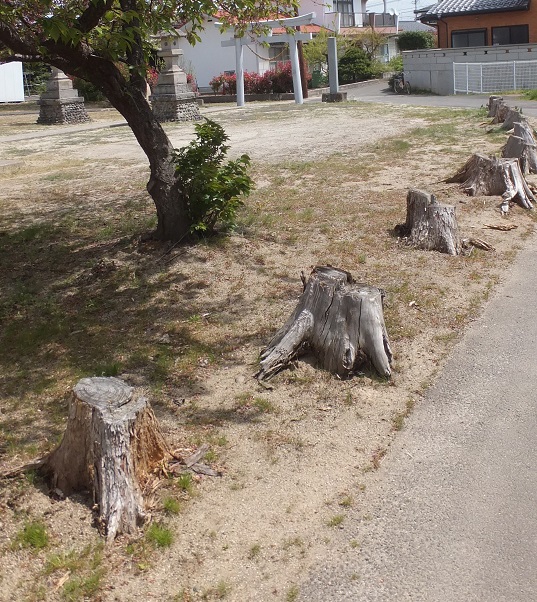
[37,67,90,125]
[151,31,201,122]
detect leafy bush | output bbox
[172,119,254,235]
[268,61,294,93]
[338,46,375,84]
[22,62,51,95]
[244,71,272,94]
[386,55,403,72]
[72,77,106,101]
[397,31,436,51]
[209,74,225,94]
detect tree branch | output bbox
[76,0,116,34]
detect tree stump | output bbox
[488,96,508,123]
[256,266,393,381]
[501,107,525,131]
[446,153,535,209]
[501,121,537,174]
[396,189,461,255]
[43,377,170,540]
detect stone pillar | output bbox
[151,33,201,122]
[37,68,90,125]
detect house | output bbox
[180,1,418,91]
[0,62,24,103]
[419,0,535,48]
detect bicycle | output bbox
[392,71,411,95]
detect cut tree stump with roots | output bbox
[42,377,171,541]
[256,266,393,381]
[446,153,535,210]
[501,121,537,174]
[395,189,461,255]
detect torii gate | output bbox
[219,13,316,107]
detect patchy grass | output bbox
[13,520,49,550]
[145,522,174,548]
[1,99,534,602]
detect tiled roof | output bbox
[422,0,529,17]
[398,20,436,32]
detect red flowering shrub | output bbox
[209,74,225,94]
[146,67,159,90]
[186,73,198,94]
[222,73,236,94]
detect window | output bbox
[451,29,486,48]
[269,44,290,70]
[334,0,355,27]
[492,25,529,45]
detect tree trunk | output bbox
[501,121,537,174]
[46,53,191,241]
[446,153,535,209]
[43,377,171,541]
[256,266,393,380]
[396,189,461,255]
[487,95,504,118]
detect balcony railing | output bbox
[338,12,396,28]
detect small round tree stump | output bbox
[396,189,461,255]
[43,377,170,540]
[256,266,393,380]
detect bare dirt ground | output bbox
[0,99,535,602]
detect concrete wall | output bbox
[0,62,24,103]
[402,43,537,94]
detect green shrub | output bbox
[338,47,375,84]
[72,77,106,101]
[172,119,254,235]
[397,31,436,51]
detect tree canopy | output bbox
[0,0,298,241]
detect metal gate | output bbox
[453,60,537,94]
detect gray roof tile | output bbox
[423,0,529,17]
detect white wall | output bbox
[403,43,537,95]
[0,62,24,103]
[180,22,261,90]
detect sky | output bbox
[364,0,432,21]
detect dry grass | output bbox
[0,99,535,601]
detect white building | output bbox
[179,3,429,91]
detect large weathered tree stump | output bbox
[446,153,535,209]
[43,377,170,540]
[501,121,537,174]
[396,189,461,255]
[257,266,393,380]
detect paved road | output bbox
[338,79,537,117]
[299,231,537,600]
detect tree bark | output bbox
[43,377,170,541]
[446,153,535,209]
[501,121,537,174]
[396,189,461,255]
[257,266,393,381]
